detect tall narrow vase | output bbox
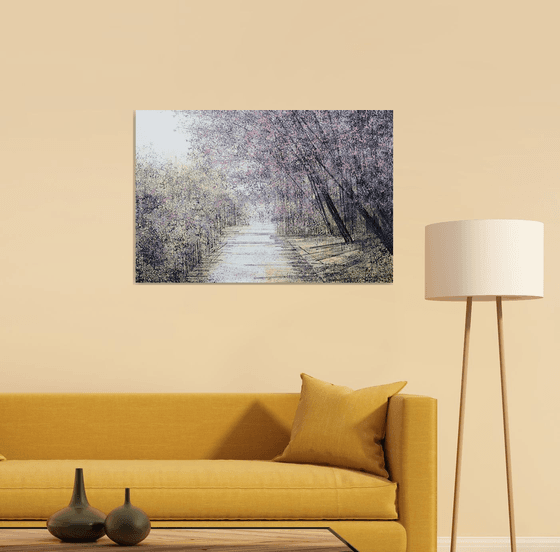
[47,468,106,542]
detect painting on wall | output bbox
[135,110,393,284]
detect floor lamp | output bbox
[425,219,544,552]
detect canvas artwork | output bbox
[135,110,393,284]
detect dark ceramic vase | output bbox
[47,468,106,542]
[105,488,151,546]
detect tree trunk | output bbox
[307,176,334,235]
[316,183,353,244]
[306,171,352,243]
[357,205,393,254]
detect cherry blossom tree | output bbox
[174,110,393,254]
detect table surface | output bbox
[0,527,357,551]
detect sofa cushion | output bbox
[273,374,406,478]
[0,393,299,461]
[0,459,398,521]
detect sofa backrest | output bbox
[0,393,300,460]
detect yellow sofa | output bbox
[0,393,436,552]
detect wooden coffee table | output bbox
[0,527,358,551]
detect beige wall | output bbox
[1,0,558,537]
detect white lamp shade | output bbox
[425,219,544,301]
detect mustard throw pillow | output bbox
[273,373,406,478]
[0,454,5,461]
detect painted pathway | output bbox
[187,221,320,283]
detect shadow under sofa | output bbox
[0,392,436,552]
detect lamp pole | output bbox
[450,297,472,552]
[496,297,517,552]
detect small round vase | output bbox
[47,468,106,542]
[105,488,151,546]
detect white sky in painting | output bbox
[135,110,191,161]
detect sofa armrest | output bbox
[384,394,437,552]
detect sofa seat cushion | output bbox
[0,459,398,521]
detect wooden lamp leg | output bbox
[450,296,473,552]
[496,296,517,552]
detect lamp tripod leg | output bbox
[496,297,517,552]
[450,297,472,552]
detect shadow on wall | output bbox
[209,401,292,460]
